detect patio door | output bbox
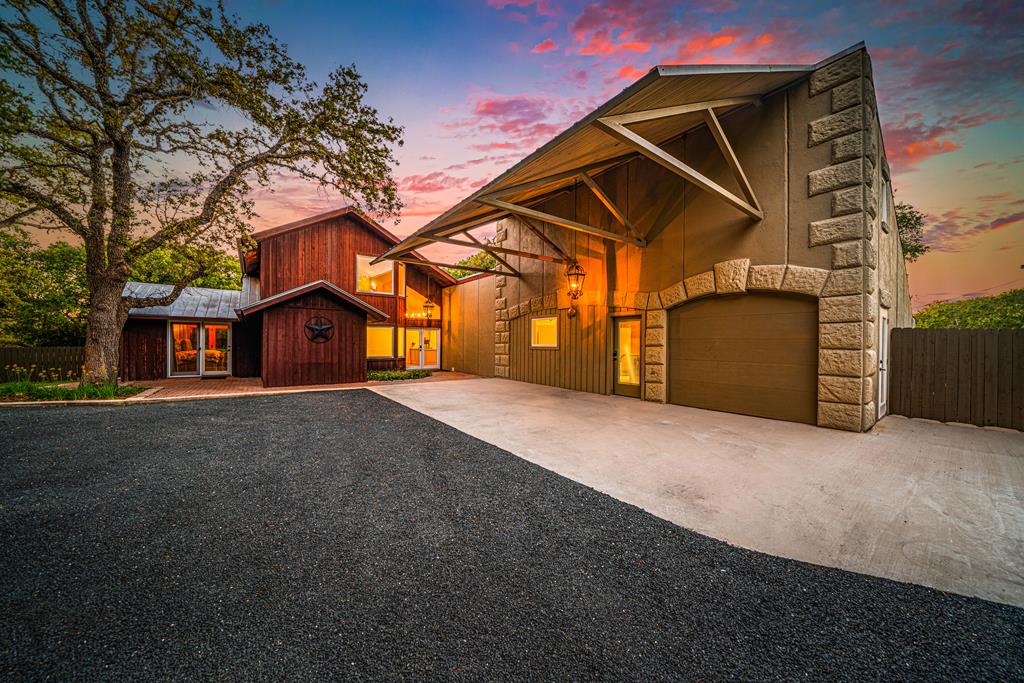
[405,328,440,370]
[613,316,642,398]
[168,322,231,377]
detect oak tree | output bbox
[0,0,402,382]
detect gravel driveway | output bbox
[1,391,1021,681]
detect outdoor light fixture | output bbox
[422,297,436,320]
[565,261,585,318]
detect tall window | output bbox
[356,255,394,294]
[880,177,891,231]
[530,316,558,349]
[367,325,395,358]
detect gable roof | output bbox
[248,206,457,285]
[378,43,864,261]
[235,280,389,321]
[123,282,241,320]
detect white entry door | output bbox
[878,308,889,418]
[405,328,440,370]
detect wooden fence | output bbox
[889,329,1023,430]
[0,346,84,382]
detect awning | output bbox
[124,282,241,321]
[377,43,862,270]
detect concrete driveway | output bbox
[373,378,1024,607]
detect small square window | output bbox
[357,255,394,295]
[530,316,558,348]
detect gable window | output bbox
[367,325,395,358]
[357,255,394,295]
[530,316,558,349]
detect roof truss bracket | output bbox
[476,197,646,247]
[592,97,763,221]
[392,256,520,278]
[420,233,571,266]
[463,231,521,276]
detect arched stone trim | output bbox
[494,256,867,432]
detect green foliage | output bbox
[0,227,89,346]
[1,1,404,379]
[915,289,1024,329]
[444,250,499,279]
[367,369,433,382]
[0,363,144,400]
[132,247,241,290]
[895,202,928,262]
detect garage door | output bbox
[668,293,818,424]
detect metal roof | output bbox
[379,43,863,261]
[123,282,242,321]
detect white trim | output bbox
[166,320,232,378]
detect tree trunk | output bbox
[82,282,129,385]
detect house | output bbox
[120,208,455,387]
[379,43,912,432]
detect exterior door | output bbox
[405,328,441,370]
[167,322,231,377]
[613,316,642,398]
[878,308,889,418]
[202,323,231,377]
[667,294,818,424]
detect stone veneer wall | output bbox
[805,48,880,431]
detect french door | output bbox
[169,322,231,377]
[405,328,440,370]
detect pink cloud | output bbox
[883,110,1004,169]
[399,171,470,194]
[532,38,558,53]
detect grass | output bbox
[367,369,433,382]
[0,380,146,402]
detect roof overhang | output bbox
[378,43,864,263]
[235,280,389,321]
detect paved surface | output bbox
[127,370,476,400]
[2,392,1022,681]
[374,378,1024,607]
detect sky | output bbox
[238,1,1021,309]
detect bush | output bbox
[915,289,1024,329]
[367,369,433,382]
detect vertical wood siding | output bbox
[119,319,167,381]
[231,317,262,378]
[443,275,496,376]
[260,292,367,387]
[509,305,609,393]
[889,328,1023,430]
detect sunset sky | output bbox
[243,0,1023,310]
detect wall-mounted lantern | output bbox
[565,261,586,318]
[422,297,436,320]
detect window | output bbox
[530,316,558,348]
[397,263,406,297]
[406,284,434,319]
[356,255,394,294]
[366,325,395,358]
[880,177,891,232]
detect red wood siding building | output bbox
[120,207,455,386]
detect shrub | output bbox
[0,365,145,401]
[367,369,433,382]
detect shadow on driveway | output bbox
[2,391,1021,680]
